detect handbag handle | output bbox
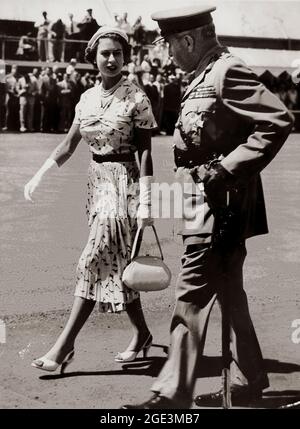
[131,225,164,261]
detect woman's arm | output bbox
[135,127,153,177]
[50,123,82,166]
[135,127,154,227]
[24,124,82,201]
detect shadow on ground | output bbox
[38,348,300,409]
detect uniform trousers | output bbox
[151,240,269,405]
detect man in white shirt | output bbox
[34,11,51,61]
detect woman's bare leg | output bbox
[39,296,95,363]
[124,296,152,351]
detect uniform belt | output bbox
[174,146,220,168]
[92,153,135,163]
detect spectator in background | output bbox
[127,54,140,86]
[151,40,169,66]
[143,74,159,131]
[35,11,51,61]
[0,61,6,129]
[78,8,100,40]
[277,82,288,106]
[81,72,94,91]
[66,58,77,82]
[113,13,122,28]
[49,19,66,62]
[162,56,177,77]
[127,54,138,74]
[286,86,298,111]
[2,65,19,131]
[132,16,146,51]
[32,68,40,80]
[16,33,36,60]
[65,13,80,62]
[40,67,58,132]
[17,72,39,132]
[57,73,75,132]
[31,68,42,131]
[141,54,152,85]
[119,12,133,43]
[52,66,58,80]
[66,13,79,36]
[76,9,100,62]
[150,57,162,78]
[71,71,84,119]
[161,74,181,135]
[141,55,151,73]
[153,73,165,131]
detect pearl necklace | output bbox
[100,76,125,98]
[99,76,125,111]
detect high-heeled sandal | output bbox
[114,334,153,363]
[31,349,75,373]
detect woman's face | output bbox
[96,38,124,79]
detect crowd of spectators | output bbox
[13,9,153,63]
[1,54,300,135]
[1,9,299,134]
[0,55,189,135]
[0,63,96,133]
[259,70,300,112]
[14,9,101,63]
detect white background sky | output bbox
[1,0,300,38]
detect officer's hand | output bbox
[200,163,234,209]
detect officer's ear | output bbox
[182,35,195,53]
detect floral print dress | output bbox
[73,76,156,312]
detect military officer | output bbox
[123,5,294,409]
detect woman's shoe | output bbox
[114,334,153,363]
[31,349,75,373]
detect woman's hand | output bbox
[24,175,41,202]
[137,203,154,229]
[137,175,154,229]
[24,158,58,203]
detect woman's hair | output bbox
[85,33,131,67]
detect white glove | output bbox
[24,158,58,202]
[137,176,154,229]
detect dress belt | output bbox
[92,152,136,163]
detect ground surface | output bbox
[0,132,299,409]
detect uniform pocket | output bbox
[184,98,216,146]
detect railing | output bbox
[0,35,90,63]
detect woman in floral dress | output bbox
[24,27,157,372]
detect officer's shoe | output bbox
[121,393,189,409]
[194,384,264,407]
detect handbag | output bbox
[122,225,172,292]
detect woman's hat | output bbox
[87,26,129,51]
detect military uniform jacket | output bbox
[174,45,294,244]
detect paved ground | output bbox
[0,131,299,409]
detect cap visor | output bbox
[152,35,165,45]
